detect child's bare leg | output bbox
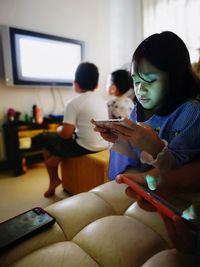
[43,149,61,197]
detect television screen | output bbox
[0,26,84,86]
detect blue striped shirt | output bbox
[109,100,200,180]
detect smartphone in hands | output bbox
[120,175,197,231]
[0,207,56,252]
[92,118,131,129]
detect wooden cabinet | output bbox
[3,122,60,176]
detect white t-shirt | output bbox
[63,91,109,151]
[107,96,134,119]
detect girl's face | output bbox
[131,58,169,111]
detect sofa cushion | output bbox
[73,215,168,267]
[0,181,186,267]
[10,241,100,267]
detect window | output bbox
[142,0,200,63]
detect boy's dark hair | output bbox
[111,69,133,94]
[132,31,200,116]
[75,62,99,91]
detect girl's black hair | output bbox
[111,69,133,94]
[132,31,200,115]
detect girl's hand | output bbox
[116,168,171,212]
[111,117,165,159]
[91,119,118,143]
[116,172,157,211]
[160,213,197,254]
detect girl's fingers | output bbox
[111,122,135,134]
[137,122,151,129]
[111,119,150,141]
[111,118,137,133]
[145,175,158,190]
[100,131,118,143]
[116,173,146,185]
[101,132,117,138]
[137,198,157,211]
[93,126,104,132]
[123,117,135,127]
[115,175,124,183]
[125,186,138,199]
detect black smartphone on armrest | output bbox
[0,207,56,253]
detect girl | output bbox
[93,31,200,184]
[93,31,200,267]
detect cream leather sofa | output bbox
[0,181,194,267]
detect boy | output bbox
[106,69,134,119]
[35,62,109,197]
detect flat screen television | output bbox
[0,26,84,86]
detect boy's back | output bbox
[63,90,108,151]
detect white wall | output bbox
[0,0,142,161]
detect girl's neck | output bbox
[137,103,155,121]
[142,108,154,121]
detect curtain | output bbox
[142,0,200,62]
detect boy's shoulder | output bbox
[69,91,93,101]
[68,91,106,108]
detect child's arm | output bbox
[57,123,75,139]
[160,213,197,254]
[110,117,165,159]
[120,160,200,194]
[91,119,118,143]
[111,102,200,172]
[116,160,200,212]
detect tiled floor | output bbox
[0,163,70,222]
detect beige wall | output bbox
[0,0,142,160]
